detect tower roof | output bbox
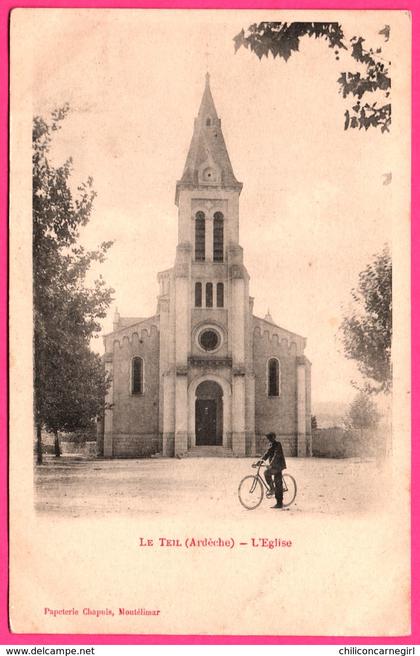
[176,75,242,203]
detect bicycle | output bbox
[238,461,297,510]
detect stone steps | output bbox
[182,445,235,458]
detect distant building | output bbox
[97,75,311,458]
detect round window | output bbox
[198,329,220,352]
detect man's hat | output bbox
[265,432,276,441]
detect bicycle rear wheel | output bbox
[238,475,264,510]
[282,473,297,507]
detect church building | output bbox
[98,76,312,459]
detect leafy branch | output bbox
[339,245,392,395]
[234,21,347,61]
[234,22,391,132]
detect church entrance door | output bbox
[196,400,217,445]
[195,381,223,446]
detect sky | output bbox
[25,9,402,409]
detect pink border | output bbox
[1,0,418,645]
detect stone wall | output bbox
[106,322,161,457]
[253,325,299,456]
[112,433,161,457]
[255,432,297,458]
[312,427,384,458]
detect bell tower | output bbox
[159,75,255,457]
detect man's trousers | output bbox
[264,467,283,505]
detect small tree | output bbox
[344,392,381,457]
[311,415,318,431]
[346,392,380,430]
[42,344,110,457]
[339,245,392,394]
[33,105,114,462]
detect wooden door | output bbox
[195,399,217,445]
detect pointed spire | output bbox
[175,75,242,204]
[113,306,120,331]
[196,74,219,126]
[265,308,274,323]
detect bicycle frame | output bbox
[252,462,270,491]
[238,462,297,510]
[252,461,289,493]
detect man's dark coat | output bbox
[262,440,287,473]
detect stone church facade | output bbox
[97,76,312,459]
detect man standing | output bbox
[261,432,287,509]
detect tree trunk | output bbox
[36,423,43,465]
[54,430,61,458]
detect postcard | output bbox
[8,8,411,636]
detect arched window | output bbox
[206,282,213,308]
[195,282,202,307]
[216,282,224,308]
[195,211,205,261]
[131,357,144,395]
[268,358,280,397]
[206,117,212,126]
[213,212,224,262]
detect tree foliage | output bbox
[234,21,346,61]
[346,392,380,430]
[234,22,391,132]
[339,246,392,394]
[33,105,114,462]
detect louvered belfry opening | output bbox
[195,211,205,261]
[213,212,224,262]
[195,282,202,307]
[216,282,224,308]
[205,282,213,307]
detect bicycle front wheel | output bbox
[238,475,264,510]
[282,473,297,507]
